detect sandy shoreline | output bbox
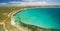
[10,8,31,31]
[10,8,28,26]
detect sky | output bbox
[0,0,60,6]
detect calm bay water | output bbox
[13,8,60,30]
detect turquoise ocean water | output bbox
[13,8,60,30]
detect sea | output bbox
[13,8,60,30]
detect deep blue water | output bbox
[13,8,60,30]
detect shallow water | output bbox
[13,8,60,30]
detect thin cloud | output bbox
[20,2,49,6]
[0,3,7,5]
[0,1,49,6]
[9,1,21,3]
[23,0,40,2]
[0,1,60,6]
[11,1,49,6]
[0,3,9,6]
